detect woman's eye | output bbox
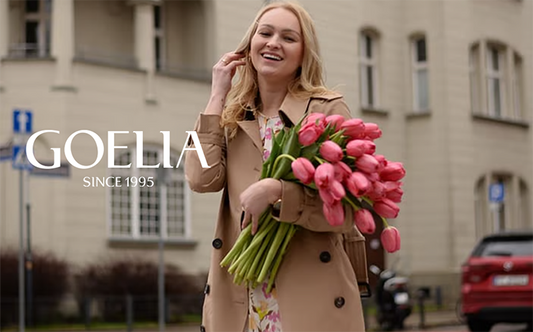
[259,32,271,37]
[284,36,295,42]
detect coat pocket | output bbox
[342,227,371,297]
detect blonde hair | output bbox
[221,1,330,138]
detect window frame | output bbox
[411,36,430,113]
[359,30,380,109]
[107,145,191,241]
[154,3,166,71]
[486,45,506,118]
[469,41,526,123]
[20,0,51,58]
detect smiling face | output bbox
[250,8,304,84]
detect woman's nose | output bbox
[266,35,281,49]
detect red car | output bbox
[461,231,533,332]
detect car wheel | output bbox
[467,317,493,332]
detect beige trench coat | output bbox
[185,92,365,332]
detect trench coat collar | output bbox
[236,93,310,154]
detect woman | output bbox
[185,2,365,331]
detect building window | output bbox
[512,54,524,120]
[469,44,480,114]
[474,173,530,238]
[109,146,190,240]
[154,4,165,71]
[359,30,380,109]
[10,0,51,57]
[486,45,505,118]
[469,41,525,121]
[411,36,429,112]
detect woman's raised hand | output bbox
[205,52,246,115]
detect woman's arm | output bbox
[184,113,227,193]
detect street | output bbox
[409,323,530,332]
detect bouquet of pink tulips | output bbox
[220,112,405,293]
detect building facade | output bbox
[1,0,532,305]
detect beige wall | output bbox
[74,0,135,65]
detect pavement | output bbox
[360,308,461,331]
[160,309,461,332]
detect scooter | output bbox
[369,265,412,331]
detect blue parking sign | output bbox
[13,109,33,134]
[489,183,504,202]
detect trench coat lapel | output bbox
[236,93,311,154]
[236,119,263,153]
[278,93,311,128]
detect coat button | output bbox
[212,238,223,249]
[334,297,345,308]
[200,326,206,332]
[203,283,210,295]
[319,251,331,263]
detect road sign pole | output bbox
[26,172,33,327]
[19,169,25,332]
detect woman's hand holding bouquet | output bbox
[220,112,405,293]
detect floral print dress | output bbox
[247,112,284,332]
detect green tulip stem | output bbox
[271,154,297,178]
[266,224,298,293]
[246,223,277,281]
[342,196,361,212]
[257,222,289,283]
[313,156,326,164]
[230,220,277,268]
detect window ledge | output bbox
[406,110,431,119]
[156,69,211,83]
[73,57,144,73]
[472,113,529,128]
[1,56,56,63]
[108,237,198,249]
[361,107,388,116]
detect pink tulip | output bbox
[373,198,400,219]
[346,140,366,158]
[381,226,401,253]
[380,162,406,181]
[298,122,323,146]
[363,171,380,183]
[323,201,345,226]
[340,118,365,139]
[346,172,371,197]
[363,122,382,140]
[329,180,346,201]
[319,188,336,206]
[354,209,376,234]
[292,158,315,185]
[355,154,379,174]
[314,163,336,189]
[374,154,388,171]
[367,181,386,201]
[386,186,404,203]
[383,181,401,191]
[333,161,352,183]
[320,141,343,163]
[303,113,326,128]
[361,140,376,155]
[325,114,345,131]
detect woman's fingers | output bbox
[240,209,259,235]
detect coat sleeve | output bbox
[184,113,227,193]
[276,97,354,233]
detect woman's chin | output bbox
[257,69,290,82]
